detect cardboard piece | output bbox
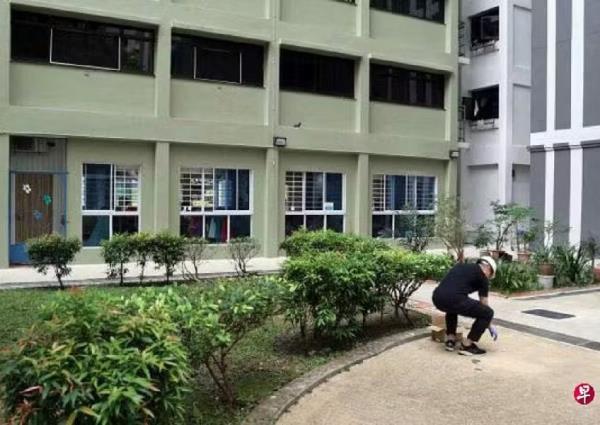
[430,326,464,343]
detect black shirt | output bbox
[435,263,490,301]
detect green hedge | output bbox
[280,229,389,257]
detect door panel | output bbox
[14,173,54,243]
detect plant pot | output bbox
[538,274,554,290]
[489,250,505,260]
[594,266,600,283]
[538,263,555,276]
[517,252,532,263]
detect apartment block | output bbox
[530,0,599,245]
[0,0,459,267]
[459,0,531,225]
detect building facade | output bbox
[530,0,599,245]
[0,0,459,267]
[459,0,531,226]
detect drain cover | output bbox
[522,309,575,320]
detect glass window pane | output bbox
[230,215,251,239]
[180,216,204,238]
[305,173,324,211]
[285,215,304,237]
[406,176,417,208]
[82,164,111,211]
[114,167,139,212]
[197,46,241,83]
[11,21,50,61]
[306,215,325,231]
[326,215,344,233]
[417,176,436,210]
[206,216,228,243]
[391,175,407,210]
[372,215,393,238]
[325,173,343,211]
[215,169,237,210]
[112,216,138,235]
[372,174,385,212]
[240,44,264,86]
[394,214,410,238]
[82,215,109,247]
[171,38,195,78]
[285,172,304,212]
[238,170,250,211]
[52,29,119,69]
[203,169,214,212]
[180,168,204,213]
[121,38,153,74]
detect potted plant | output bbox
[473,224,493,257]
[533,246,554,276]
[510,206,535,262]
[582,237,600,282]
[518,225,538,263]
[488,201,516,259]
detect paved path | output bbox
[411,283,600,344]
[278,327,600,425]
[0,257,285,289]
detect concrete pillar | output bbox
[445,157,458,198]
[154,142,170,231]
[264,148,280,257]
[0,0,9,106]
[0,135,9,268]
[356,55,370,134]
[355,153,370,236]
[357,0,370,38]
[154,20,172,118]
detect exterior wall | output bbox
[552,147,570,245]
[581,144,600,240]
[0,0,459,266]
[529,149,545,223]
[583,0,600,127]
[555,0,572,130]
[531,0,547,133]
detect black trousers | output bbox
[432,294,494,342]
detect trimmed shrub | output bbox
[492,261,540,294]
[280,229,388,257]
[228,237,260,277]
[130,232,154,284]
[0,290,190,425]
[27,234,81,290]
[101,234,134,285]
[181,237,208,281]
[552,245,593,287]
[151,232,186,284]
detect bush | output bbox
[228,237,260,277]
[281,251,376,343]
[27,234,81,290]
[395,209,434,253]
[280,229,388,257]
[492,261,540,293]
[151,232,186,284]
[0,290,191,425]
[552,245,593,287]
[181,237,208,281]
[101,234,134,285]
[185,278,279,406]
[130,232,154,284]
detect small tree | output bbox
[182,237,208,281]
[130,232,154,284]
[152,232,186,284]
[27,234,81,290]
[488,201,518,252]
[101,234,134,285]
[228,237,260,276]
[395,206,434,253]
[473,224,493,253]
[507,204,535,252]
[434,197,467,263]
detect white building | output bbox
[459,0,532,226]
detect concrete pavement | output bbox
[278,327,600,425]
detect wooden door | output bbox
[14,173,54,243]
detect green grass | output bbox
[0,287,421,425]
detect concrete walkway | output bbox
[411,283,600,344]
[278,327,600,425]
[0,257,285,289]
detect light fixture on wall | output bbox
[449,149,460,159]
[273,136,287,148]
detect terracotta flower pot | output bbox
[594,267,600,283]
[517,252,532,263]
[538,263,555,276]
[489,250,505,260]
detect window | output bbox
[371,64,445,108]
[470,7,499,49]
[372,174,436,238]
[280,50,355,98]
[171,34,264,86]
[180,168,252,243]
[467,86,499,120]
[370,0,445,24]
[81,164,140,247]
[11,10,155,74]
[285,172,344,236]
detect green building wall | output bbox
[0,0,459,267]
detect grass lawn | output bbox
[0,287,423,424]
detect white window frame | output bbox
[179,167,253,243]
[371,173,437,239]
[285,171,346,233]
[81,163,141,246]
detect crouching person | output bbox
[432,257,497,356]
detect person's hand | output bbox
[488,325,498,341]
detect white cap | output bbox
[478,256,497,278]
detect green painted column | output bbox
[0,0,9,106]
[154,20,172,118]
[445,157,458,198]
[0,135,9,268]
[154,142,171,231]
[355,153,370,237]
[264,147,280,257]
